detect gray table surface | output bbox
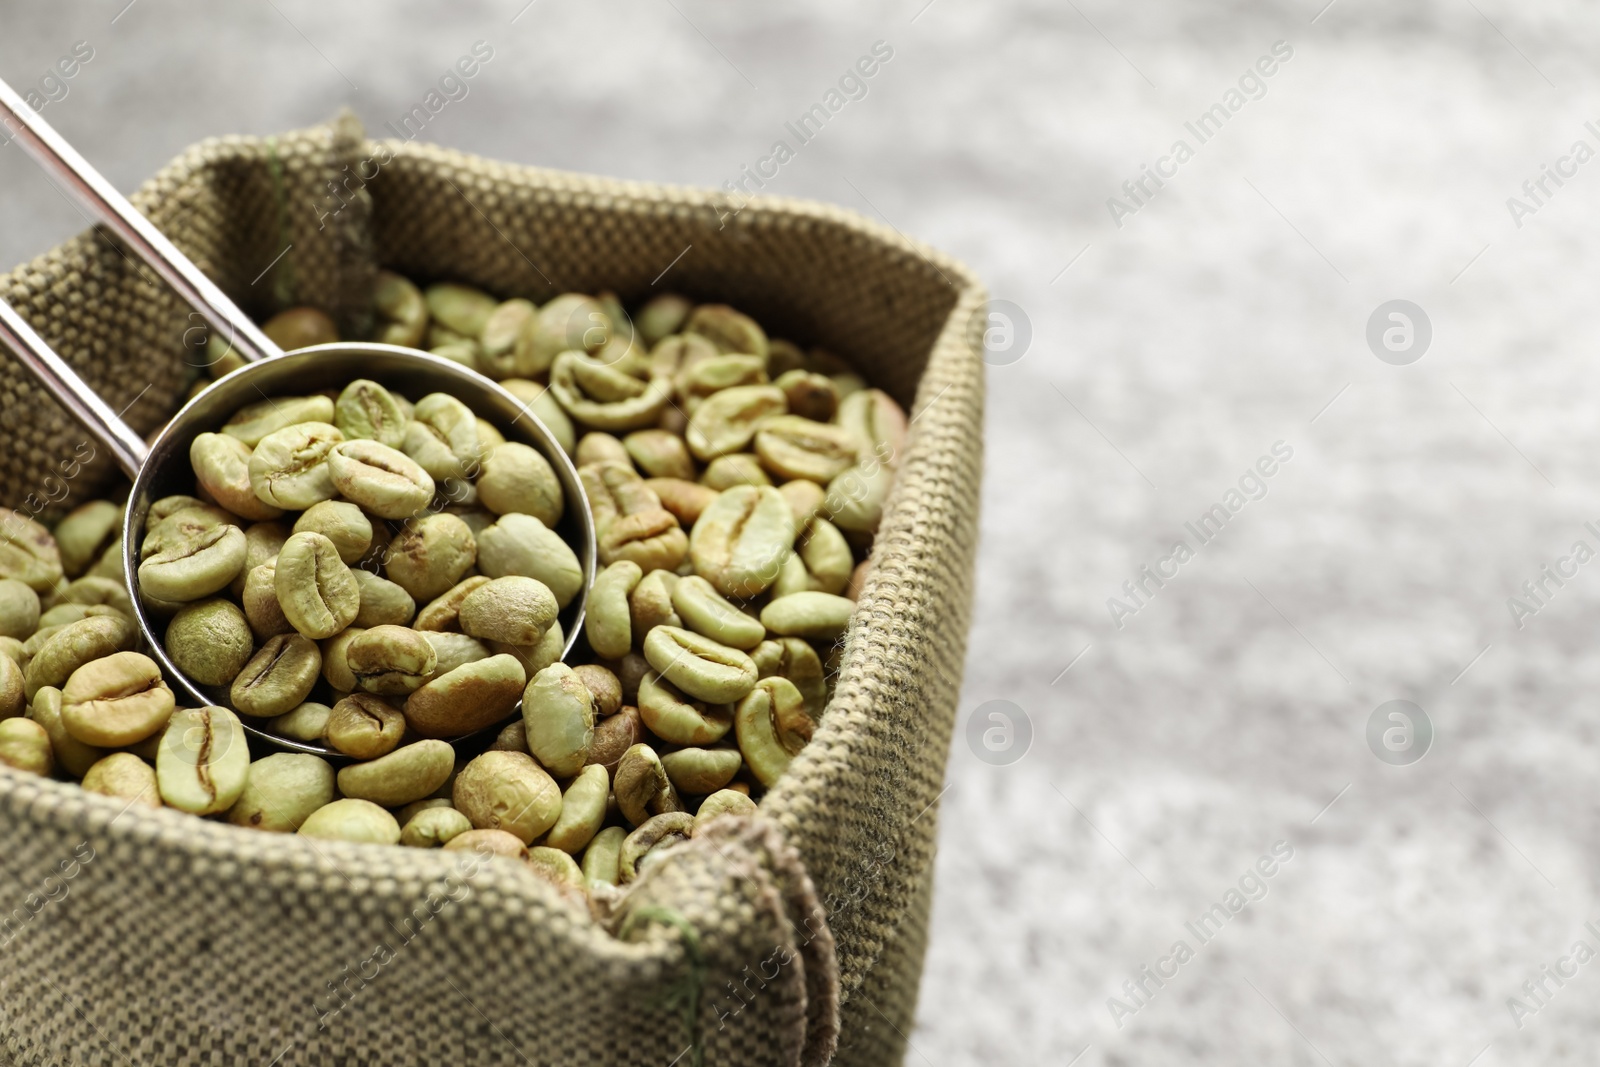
[4,1,1597,1063]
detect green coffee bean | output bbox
[545,763,609,854]
[522,663,594,777]
[221,395,335,447]
[477,299,536,378]
[326,694,405,759]
[36,602,120,629]
[0,717,52,775]
[164,598,254,688]
[0,511,71,593]
[392,796,446,822]
[231,633,322,718]
[293,501,372,565]
[646,478,718,528]
[587,705,642,773]
[351,569,416,628]
[735,677,811,787]
[777,479,826,528]
[576,433,632,469]
[28,686,104,777]
[61,651,175,747]
[763,637,827,717]
[81,752,160,808]
[581,825,626,887]
[619,812,695,883]
[227,753,335,832]
[642,626,758,704]
[0,654,22,719]
[628,569,681,635]
[837,388,906,460]
[500,379,576,456]
[752,416,858,485]
[138,522,247,603]
[335,379,409,447]
[549,352,673,432]
[687,486,794,598]
[156,706,250,815]
[771,552,812,600]
[403,393,482,481]
[346,625,437,696]
[676,354,767,409]
[797,517,852,596]
[404,654,526,739]
[385,514,477,602]
[490,719,528,753]
[523,293,608,375]
[774,369,839,423]
[585,561,641,660]
[0,578,39,639]
[142,503,233,552]
[375,271,428,348]
[414,576,491,631]
[694,788,757,833]
[460,515,579,614]
[265,307,338,349]
[328,439,435,520]
[684,304,768,361]
[700,452,775,490]
[418,632,493,677]
[336,739,454,807]
[637,671,733,746]
[143,495,211,531]
[476,443,563,526]
[489,619,564,680]
[760,592,855,640]
[231,521,289,597]
[824,460,894,535]
[276,531,360,639]
[425,282,498,337]
[572,664,622,718]
[613,743,682,827]
[23,612,136,701]
[401,805,473,848]
[268,701,331,743]
[247,421,344,510]
[299,798,401,845]
[319,626,363,693]
[636,295,693,347]
[53,501,121,578]
[452,750,562,844]
[623,430,695,481]
[685,385,785,461]
[444,828,528,859]
[458,576,558,646]
[527,846,585,891]
[191,433,285,521]
[53,575,135,620]
[660,747,742,795]
[581,463,688,572]
[671,575,764,650]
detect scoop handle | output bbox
[0,76,285,480]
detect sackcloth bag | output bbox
[0,114,986,1067]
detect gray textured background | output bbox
[4,1,1599,1064]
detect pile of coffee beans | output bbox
[0,276,902,894]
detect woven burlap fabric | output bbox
[0,125,985,1066]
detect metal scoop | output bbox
[0,78,595,758]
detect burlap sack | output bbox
[0,117,985,1067]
